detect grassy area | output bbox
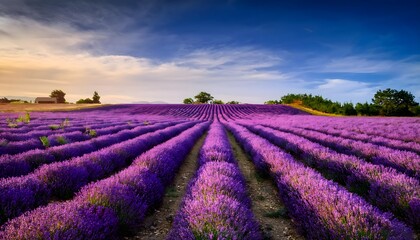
[0,103,108,112]
[285,103,342,116]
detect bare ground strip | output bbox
[125,133,207,240]
[227,132,303,240]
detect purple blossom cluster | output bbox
[0,121,198,225]
[244,123,420,227]
[300,124,420,154]
[0,120,127,142]
[225,122,414,239]
[0,122,209,239]
[169,123,262,240]
[0,121,180,178]
[264,123,420,179]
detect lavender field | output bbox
[0,104,418,240]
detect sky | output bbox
[0,0,419,104]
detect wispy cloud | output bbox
[315,79,379,103]
[0,10,419,104]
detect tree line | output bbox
[266,88,419,116]
[183,92,239,104]
[49,90,101,104]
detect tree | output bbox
[341,102,357,115]
[264,100,280,104]
[194,92,214,104]
[50,90,66,103]
[212,99,224,104]
[372,88,418,116]
[183,98,194,104]
[92,91,101,104]
[226,101,239,104]
[76,98,94,104]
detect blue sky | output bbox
[0,0,419,103]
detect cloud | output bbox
[0,11,419,104]
[315,79,379,103]
[318,55,420,76]
[0,16,295,103]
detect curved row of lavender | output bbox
[224,122,413,239]
[0,122,143,155]
[168,123,262,239]
[0,121,209,239]
[0,121,131,141]
[298,124,420,154]
[0,121,199,225]
[0,121,186,179]
[261,122,420,179]
[242,123,420,227]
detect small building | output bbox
[35,97,57,104]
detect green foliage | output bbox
[85,128,97,137]
[355,102,379,116]
[183,98,194,104]
[6,112,30,128]
[56,136,67,145]
[92,91,101,104]
[76,98,94,104]
[49,125,60,130]
[264,100,281,104]
[279,94,349,114]
[341,102,357,116]
[77,91,101,104]
[194,92,214,104]
[39,136,50,148]
[49,118,70,130]
[212,99,224,104]
[372,88,418,116]
[226,101,239,104]
[16,112,31,123]
[50,90,66,103]
[0,97,29,103]
[271,89,419,116]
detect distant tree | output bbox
[50,90,66,103]
[194,92,214,104]
[212,99,224,104]
[92,91,101,104]
[372,88,418,116]
[183,98,194,104]
[264,100,280,104]
[341,102,357,115]
[226,101,239,104]
[76,98,94,104]
[0,97,10,103]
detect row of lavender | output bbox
[224,121,414,239]
[0,121,187,178]
[168,123,261,239]
[255,122,420,179]
[0,121,146,155]
[241,123,419,227]
[0,121,209,239]
[0,121,199,225]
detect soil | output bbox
[0,103,108,112]
[227,132,304,240]
[125,133,207,240]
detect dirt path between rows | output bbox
[227,132,303,240]
[125,133,207,240]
